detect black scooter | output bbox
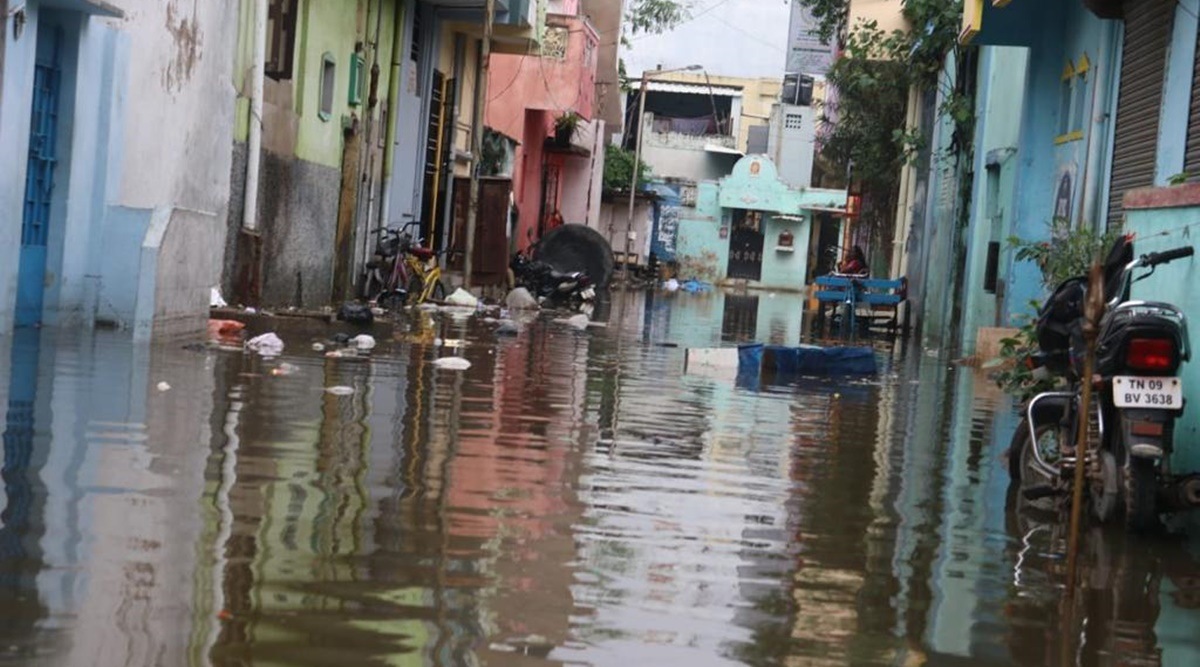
[1011,235,1200,531]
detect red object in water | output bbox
[208,319,246,344]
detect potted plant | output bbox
[553,111,581,146]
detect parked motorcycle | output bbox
[1010,235,1200,531]
[509,239,595,308]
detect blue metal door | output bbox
[16,46,62,328]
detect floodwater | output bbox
[0,291,1198,667]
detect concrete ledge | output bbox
[1124,183,1200,210]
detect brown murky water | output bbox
[1,291,1198,666]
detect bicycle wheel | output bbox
[407,276,426,306]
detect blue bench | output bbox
[814,274,908,335]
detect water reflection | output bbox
[0,292,1196,666]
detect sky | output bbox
[622,0,795,79]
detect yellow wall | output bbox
[848,0,910,38]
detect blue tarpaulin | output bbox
[738,343,878,378]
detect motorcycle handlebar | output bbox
[1145,246,1194,267]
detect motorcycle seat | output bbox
[409,247,435,261]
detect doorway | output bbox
[727,209,764,281]
[16,28,65,328]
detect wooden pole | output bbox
[1065,262,1105,598]
[463,0,495,289]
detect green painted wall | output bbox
[232,0,401,168]
[675,157,848,291]
[1125,206,1200,472]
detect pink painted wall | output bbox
[487,12,599,250]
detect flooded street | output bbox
[1,291,1199,666]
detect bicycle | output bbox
[402,243,447,306]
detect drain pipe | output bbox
[378,1,406,232]
[243,0,268,232]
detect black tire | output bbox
[379,290,406,312]
[1010,420,1063,514]
[1125,458,1161,533]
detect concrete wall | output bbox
[1004,5,1121,323]
[847,0,909,36]
[649,72,782,153]
[1,0,237,339]
[580,0,623,139]
[674,157,846,290]
[226,0,400,308]
[1124,198,1200,472]
[958,46,1028,355]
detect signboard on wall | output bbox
[650,184,681,262]
[786,2,835,76]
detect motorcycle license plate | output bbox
[581,287,596,300]
[1113,376,1183,410]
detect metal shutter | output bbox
[1107,0,1175,228]
[1184,27,1200,175]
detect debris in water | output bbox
[555,313,589,330]
[505,287,540,310]
[495,320,520,336]
[246,333,284,357]
[324,386,355,396]
[312,342,326,352]
[350,334,376,351]
[664,278,680,292]
[433,356,472,371]
[156,381,171,392]
[271,362,300,377]
[445,288,479,308]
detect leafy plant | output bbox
[554,110,582,134]
[1008,217,1123,291]
[603,144,651,192]
[622,0,691,48]
[991,220,1123,397]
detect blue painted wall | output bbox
[1125,206,1200,473]
[0,3,42,333]
[1004,4,1122,321]
[674,156,847,292]
[958,47,1028,354]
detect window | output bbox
[1057,56,1090,144]
[265,0,298,80]
[785,113,803,130]
[1057,61,1074,138]
[1072,55,1090,135]
[319,54,336,121]
[348,52,365,107]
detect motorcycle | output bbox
[1010,235,1200,531]
[509,238,595,308]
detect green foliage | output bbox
[623,0,691,47]
[1169,171,1190,186]
[991,220,1123,397]
[1008,217,1123,291]
[990,307,1061,402]
[554,110,582,134]
[809,0,973,229]
[604,144,652,192]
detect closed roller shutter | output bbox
[1184,27,1200,175]
[1107,0,1174,228]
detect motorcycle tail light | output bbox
[1126,337,1175,372]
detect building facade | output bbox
[0,0,238,339]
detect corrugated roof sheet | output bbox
[645,81,743,97]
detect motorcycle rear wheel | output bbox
[1124,457,1161,533]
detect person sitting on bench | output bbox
[836,245,868,276]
